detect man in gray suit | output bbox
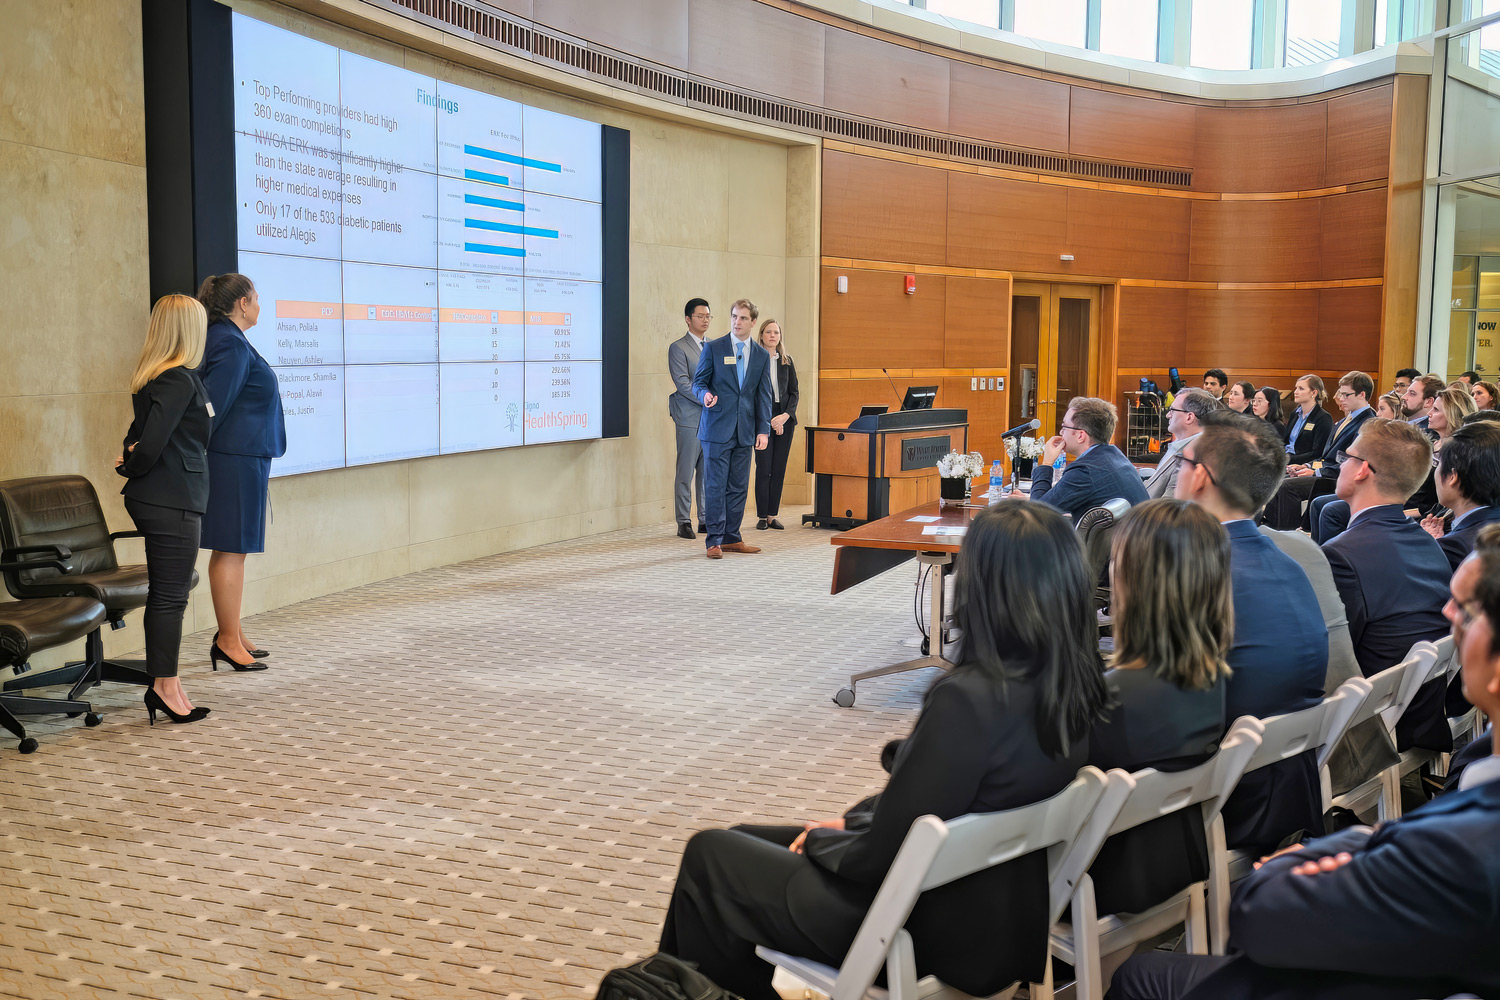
[669,298,713,538]
[1143,387,1220,498]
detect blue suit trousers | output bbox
[703,438,753,548]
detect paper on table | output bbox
[921,525,968,536]
[907,515,940,523]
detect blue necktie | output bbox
[735,342,745,388]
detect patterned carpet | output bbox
[0,509,942,999]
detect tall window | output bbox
[1285,0,1342,66]
[1099,0,1160,60]
[925,0,1001,29]
[1190,0,1255,69]
[1013,0,1088,49]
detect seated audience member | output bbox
[657,502,1109,1000]
[1250,386,1284,437]
[1022,398,1148,520]
[1321,419,1452,753]
[1399,373,1443,432]
[1175,412,1329,852]
[1460,369,1481,386]
[1445,524,1500,793]
[1223,380,1255,414]
[1201,369,1228,400]
[1282,374,1333,465]
[1262,371,1374,531]
[1086,499,1231,915]
[1450,378,1474,394]
[1144,388,1218,499]
[1390,367,1421,395]
[1420,420,1500,571]
[1473,379,1498,410]
[1468,407,1500,425]
[1106,532,1500,1000]
[1373,391,1401,420]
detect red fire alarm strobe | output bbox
[904,274,916,294]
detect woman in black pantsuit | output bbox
[658,502,1110,999]
[754,319,799,530]
[115,294,214,725]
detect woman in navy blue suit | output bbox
[196,273,286,672]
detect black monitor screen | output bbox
[901,385,938,411]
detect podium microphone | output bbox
[1001,418,1042,441]
[881,368,904,408]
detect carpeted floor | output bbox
[0,509,943,999]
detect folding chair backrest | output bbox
[1312,678,1373,771]
[1115,720,1263,832]
[1348,659,1409,735]
[1243,682,1361,776]
[1435,635,1460,682]
[1386,642,1442,733]
[831,767,1110,1000]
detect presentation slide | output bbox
[231,12,605,477]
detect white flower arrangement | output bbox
[1005,436,1044,460]
[936,450,985,479]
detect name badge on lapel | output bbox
[1303,422,1314,431]
[722,355,737,365]
[207,401,217,417]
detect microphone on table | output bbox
[881,368,903,408]
[1001,418,1042,440]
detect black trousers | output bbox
[123,498,201,679]
[659,825,857,1000]
[1261,475,1336,530]
[754,423,795,518]
[1107,953,1233,1000]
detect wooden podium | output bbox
[802,408,969,529]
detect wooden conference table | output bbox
[828,498,986,706]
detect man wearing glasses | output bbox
[1143,387,1219,499]
[1262,371,1376,530]
[1322,419,1452,753]
[1390,366,1421,396]
[1017,397,1146,520]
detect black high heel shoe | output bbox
[214,630,269,659]
[144,689,210,726]
[210,641,268,672]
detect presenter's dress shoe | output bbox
[756,519,769,530]
[214,630,268,659]
[721,541,761,553]
[144,689,209,726]
[697,523,707,534]
[768,518,785,530]
[210,642,268,672]
[705,546,723,559]
[677,522,695,539]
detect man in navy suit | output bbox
[1423,420,1500,571]
[1021,397,1146,520]
[1263,371,1375,530]
[1105,532,1500,1000]
[1321,419,1452,752]
[691,298,772,559]
[1176,411,1329,852]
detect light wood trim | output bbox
[1380,74,1427,385]
[825,257,1384,291]
[822,368,1010,379]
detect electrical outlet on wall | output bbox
[997,377,1005,391]
[971,377,977,390]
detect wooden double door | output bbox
[1009,282,1102,436]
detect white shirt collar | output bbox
[1459,752,1500,791]
[1165,433,1198,457]
[687,331,704,348]
[1347,502,1399,529]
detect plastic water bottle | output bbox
[1053,452,1067,472]
[988,460,1003,503]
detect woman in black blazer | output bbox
[754,319,799,530]
[115,294,214,725]
[1251,386,1285,440]
[1284,374,1334,465]
[657,501,1110,999]
[1085,499,1233,915]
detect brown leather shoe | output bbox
[705,546,723,559]
[721,541,761,553]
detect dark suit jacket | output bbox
[200,320,287,459]
[1180,776,1500,1000]
[1439,504,1500,572]
[1221,520,1330,853]
[116,367,213,513]
[1322,504,1452,752]
[769,355,799,426]
[690,333,772,446]
[1310,406,1374,478]
[1284,405,1333,465]
[1029,443,1148,521]
[797,667,1087,997]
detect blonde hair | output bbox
[1434,387,1478,439]
[757,318,789,362]
[131,295,207,392]
[730,298,759,322]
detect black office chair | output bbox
[0,475,197,694]
[0,544,106,753]
[1076,497,1132,612]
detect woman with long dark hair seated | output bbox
[656,501,1109,1000]
[1085,499,1234,915]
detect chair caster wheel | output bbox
[921,637,930,656]
[85,713,102,727]
[18,738,37,754]
[833,688,856,708]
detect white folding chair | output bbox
[1323,660,1410,813]
[756,767,1112,1000]
[1047,721,1263,1000]
[1331,642,1442,821]
[1395,637,1457,788]
[1211,679,1369,952]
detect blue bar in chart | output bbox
[464,168,510,186]
[464,242,528,258]
[465,218,560,239]
[464,144,563,172]
[464,193,525,212]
